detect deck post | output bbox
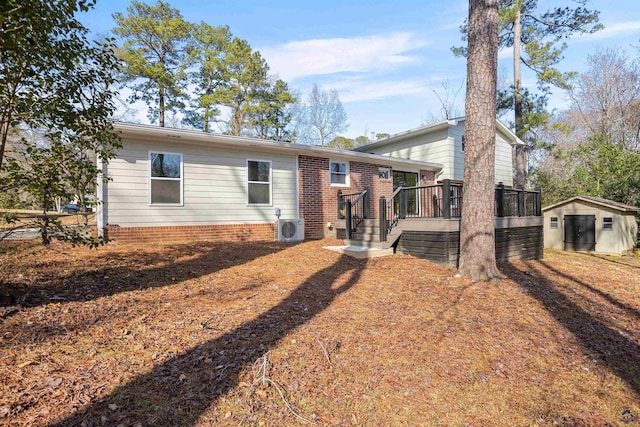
[535,187,542,216]
[337,190,343,219]
[496,182,504,218]
[442,179,451,219]
[399,186,407,219]
[364,187,370,218]
[379,197,387,242]
[517,185,525,217]
[345,200,353,239]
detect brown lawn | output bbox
[1,239,639,426]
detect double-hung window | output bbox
[149,151,182,205]
[603,217,613,230]
[247,159,271,205]
[330,161,349,186]
[550,217,559,229]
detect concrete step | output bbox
[323,244,394,259]
[344,239,385,249]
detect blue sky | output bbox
[81,0,640,138]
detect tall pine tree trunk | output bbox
[159,87,165,127]
[513,5,526,187]
[458,0,502,282]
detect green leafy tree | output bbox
[453,0,602,186]
[112,0,192,127]
[327,136,355,149]
[184,21,232,132]
[532,48,640,208]
[211,37,270,136]
[0,0,121,246]
[249,79,297,141]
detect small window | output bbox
[149,151,182,205]
[603,217,613,230]
[330,161,349,186]
[378,167,390,181]
[550,217,558,229]
[247,159,271,205]
[450,186,461,209]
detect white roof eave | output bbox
[113,122,444,172]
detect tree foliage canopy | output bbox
[454,0,602,187]
[112,0,192,127]
[532,48,640,209]
[0,0,121,246]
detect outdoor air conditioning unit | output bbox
[276,219,304,242]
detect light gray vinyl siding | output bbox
[362,129,452,176]
[361,124,515,184]
[451,122,514,185]
[106,138,297,227]
[449,123,465,181]
[495,128,515,185]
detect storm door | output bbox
[393,171,418,216]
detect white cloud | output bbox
[333,79,431,103]
[260,32,428,81]
[578,21,640,41]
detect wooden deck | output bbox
[336,216,544,266]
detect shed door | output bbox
[564,215,596,251]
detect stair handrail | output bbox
[344,188,368,239]
[381,185,404,240]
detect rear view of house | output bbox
[97,122,441,244]
[98,120,544,266]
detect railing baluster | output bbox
[346,201,352,239]
[379,197,387,242]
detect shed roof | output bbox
[542,196,640,213]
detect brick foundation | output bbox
[298,155,394,239]
[106,223,275,244]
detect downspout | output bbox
[96,154,108,238]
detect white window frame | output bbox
[247,158,272,206]
[550,217,559,229]
[378,167,391,181]
[329,160,350,187]
[148,151,183,206]
[603,217,613,230]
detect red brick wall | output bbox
[298,155,394,239]
[420,169,436,185]
[106,223,274,244]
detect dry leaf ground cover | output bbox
[1,239,639,426]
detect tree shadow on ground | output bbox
[2,240,288,309]
[46,253,366,426]
[502,260,640,397]
[585,252,640,270]
[537,260,640,321]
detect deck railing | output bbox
[378,185,404,242]
[377,180,542,242]
[495,182,542,217]
[338,187,369,239]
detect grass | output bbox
[1,239,639,426]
